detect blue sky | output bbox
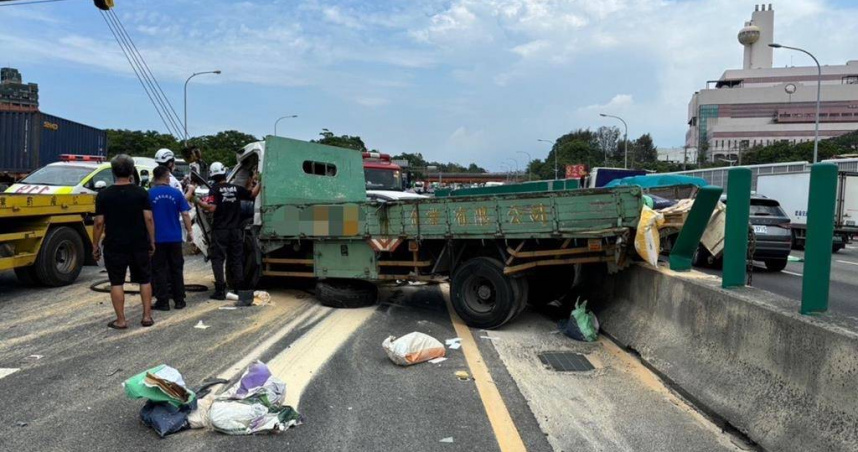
[2,0,857,170]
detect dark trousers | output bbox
[152,242,185,304]
[210,229,243,290]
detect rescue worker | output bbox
[149,166,194,311]
[196,162,260,300]
[154,148,188,195]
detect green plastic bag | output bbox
[123,364,196,407]
[560,299,599,342]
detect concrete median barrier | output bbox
[596,264,858,452]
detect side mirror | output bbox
[94,180,108,190]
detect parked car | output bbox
[696,194,792,271]
[5,155,158,195]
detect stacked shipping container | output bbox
[0,111,107,181]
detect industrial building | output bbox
[686,4,858,162]
[0,67,39,112]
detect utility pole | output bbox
[537,139,557,179]
[183,70,221,142]
[600,114,629,169]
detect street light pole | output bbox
[517,151,533,180]
[183,70,221,141]
[505,158,519,182]
[770,43,822,163]
[274,115,298,136]
[537,139,557,179]
[600,113,629,169]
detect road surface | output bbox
[0,257,747,452]
[700,246,858,320]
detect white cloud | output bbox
[581,94,634,112]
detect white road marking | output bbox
[0,368,20,380]
[836,260,858,266]
[782,270,803,277]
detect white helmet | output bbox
[210,161,227,177]
[154,148,175,164]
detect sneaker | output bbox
[153,301,171,311]
[174,300,187,310]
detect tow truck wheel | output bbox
[34,226,84,287]
[451,257,517,329]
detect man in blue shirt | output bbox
[149,165,194,310]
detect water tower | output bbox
[739,4,774,70]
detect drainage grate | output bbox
[538,352,594,372]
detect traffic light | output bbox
[93,0,114,10]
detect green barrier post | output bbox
[722,168,752,288]
[669,185,723,271]
[801,163,837,314]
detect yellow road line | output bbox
[444,288,528,452]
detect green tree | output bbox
[187,130,259,167]
[632,133,658,168]
[106,129,179,158]
[311,128,367,152]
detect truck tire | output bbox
[14,266,41,286]
[691,244,709,268]
[34,226,84,287]
[451,257,517,329]
[511,276,529,316]
[317,279,378,308]
[765,258,788,272]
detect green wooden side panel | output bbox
[261,136,366,206]
[314,241,377,279]
[440,179,580,198]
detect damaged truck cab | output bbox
[198,136,643,329]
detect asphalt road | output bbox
[700,245,858,320]
[0,257,746,452]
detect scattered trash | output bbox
[218,306,238,311]
[445,338,462,350]
[23,355,43,361]
[383,332,446,366]
[141,399,195,438]
[194,321,210,330]
[208,361,301,435]
[16,421,27,427]
[105,368,122,377]
[0,368,20,379]
[428,357,448,364]
[225,292,240,301]
[788,255,804,263]
[559,298,599,342]
[252,291,274,307]
[188,396,215,430]
[455,370,471,381]
[440,437,454,443]
[124,365,196,407]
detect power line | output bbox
[99,10,179,136]
[107,9,185,135]
[0,0,69,7]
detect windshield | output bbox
[20,166,93,186]
[365,168,402,191]
[750,202,787,217]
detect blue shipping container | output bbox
[0,111,107,176]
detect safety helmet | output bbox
[154,148,175,164]
[210,161,227,177]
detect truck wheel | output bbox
[765,258,788,272]
[451,257,517,329]
[833,244,844,254]
[691,244,709,268]
[317,279,378,308]
[511,276,529,315]
[34,226,84,287]
[14,266,41,286]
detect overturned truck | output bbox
[195,137,643,329]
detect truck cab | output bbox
[362,152,402,192]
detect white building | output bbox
[686,4,858,162]
[657,147,697,164]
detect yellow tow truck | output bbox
[0,194,96,286]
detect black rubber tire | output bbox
[765,258,788,272]
[14,266,41,286]
[450,257,517,329]
[833,244,844,254]
[511,276,529,316]
[691,244,709,268]
[34,226,84,287]
[317,279,378,308]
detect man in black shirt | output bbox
[197,161,260,299]
[92,154,156,329]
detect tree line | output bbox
[106,129,257,168]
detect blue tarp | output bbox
[604,174,709,189]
